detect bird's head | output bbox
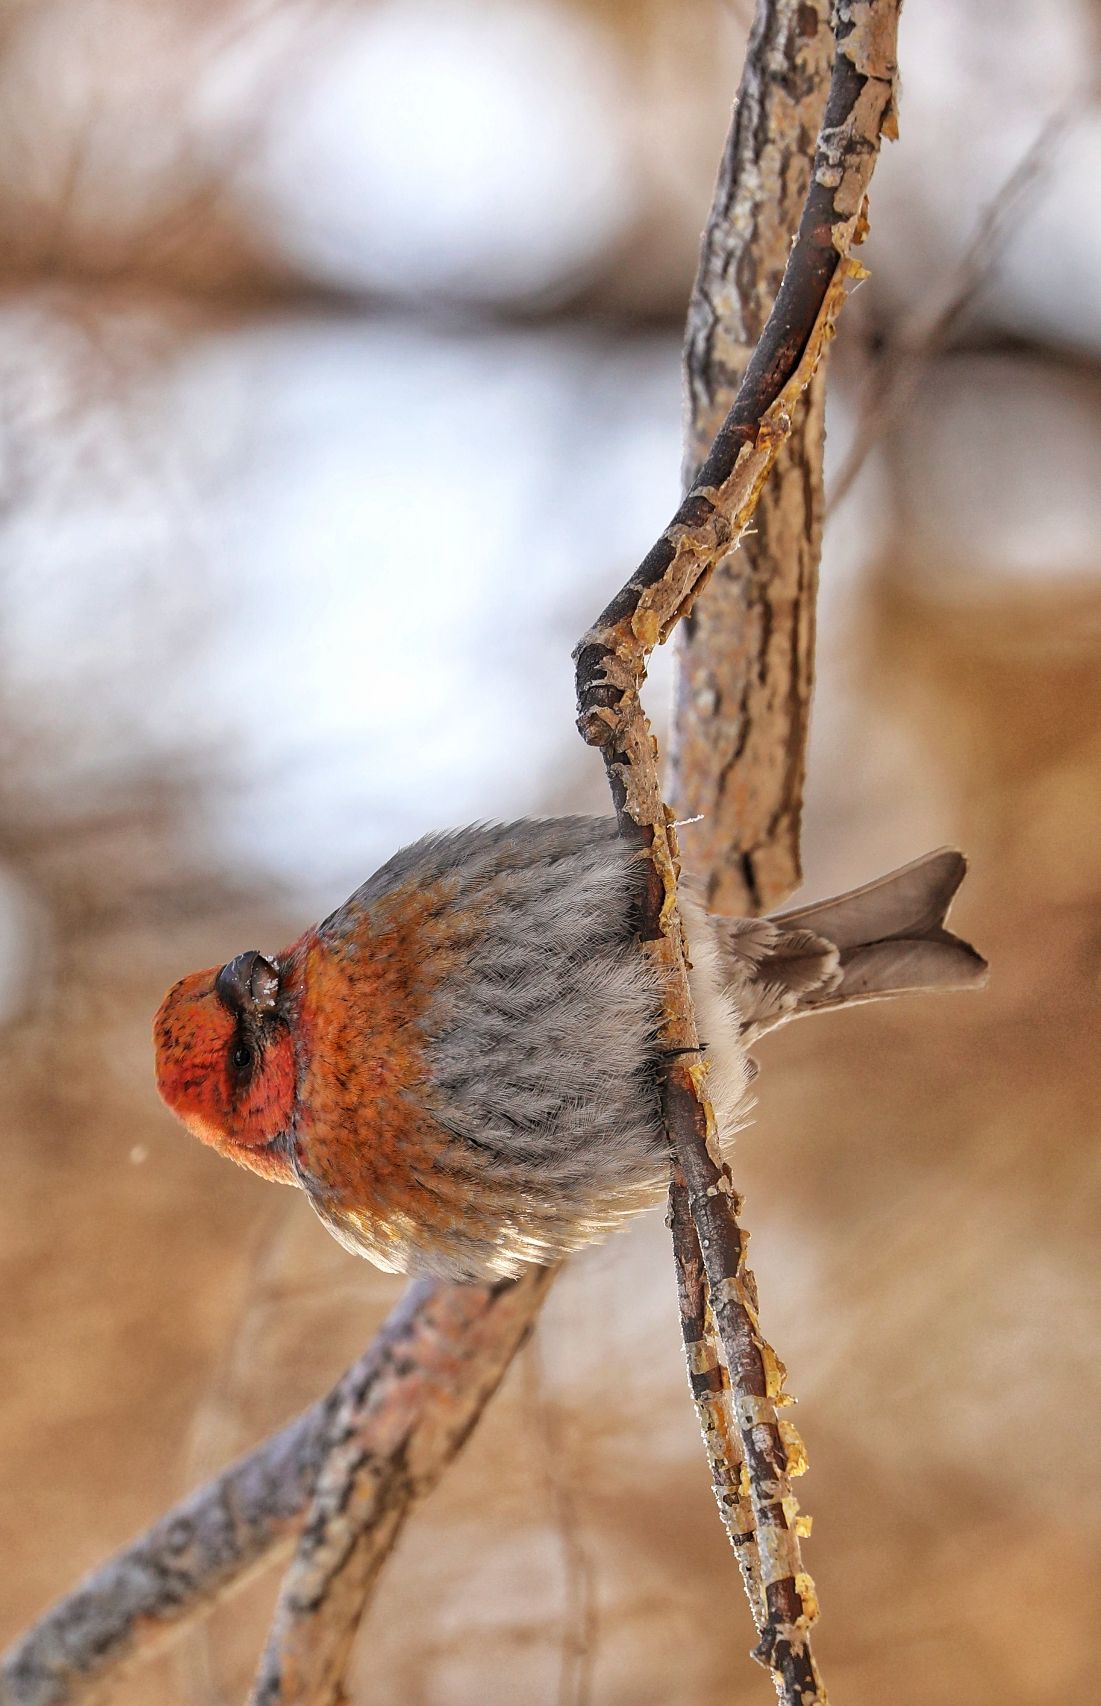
[154,949,297,1182]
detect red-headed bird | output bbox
[154,819,985,1281]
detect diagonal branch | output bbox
[0,1270,551,1706]
[246,1266,553,1706]
[575,4,901,1699]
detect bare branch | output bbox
[0,1270,551,1706]
[247,1267,553,1706]
[575,4,901,1698]
[665,2,834,1633]
[525,1335,598,1706]
[669,1172,764,1629]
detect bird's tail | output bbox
[714,849,988,1038]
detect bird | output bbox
[154,818,986,1282]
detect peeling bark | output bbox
[668,0,832,1653]
[576,5,900,1699]
[670,1173,765,1630]
[670,382,824,916]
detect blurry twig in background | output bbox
[828,101,1078,514]
[174,1198,299,1706]
[523,1337,598,1706]
[1,0,357,298]
[575,2,901,1697]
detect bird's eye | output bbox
[230,1040,254,1077]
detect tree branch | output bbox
[247,1267,553,1706]
[668,1,832,1630]
[0,1270,551,1706]
[669,1170,764,1631]
[575,4,900,1698]
[671,0,834,916]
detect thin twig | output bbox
[524,1336,598,1706]
[575,5,901,1698]
[828,100,1078,513]
[668,1172,763,1629]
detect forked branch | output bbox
[575,4,900,1698]
[0,1271,551,1706]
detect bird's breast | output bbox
[285,881,501,1257]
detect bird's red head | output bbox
[154,950,297,1183]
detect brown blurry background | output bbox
[1,2,1099,1702]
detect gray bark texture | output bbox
[671,0,834,916]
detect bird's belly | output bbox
[301,1116,672,1282]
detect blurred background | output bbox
[1,1,1099,1702]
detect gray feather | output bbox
[718,848,988,1038]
